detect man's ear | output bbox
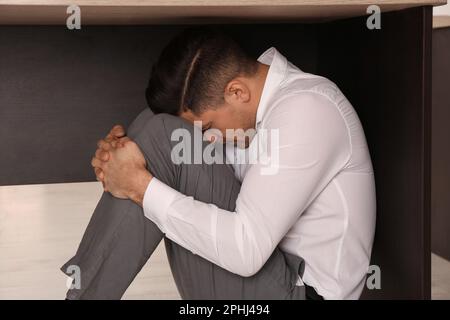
[224,79,251,104]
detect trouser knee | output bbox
[127,110,187,189]
[126,109,231,197]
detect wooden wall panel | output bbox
[318,7,432,299]
[432,26,450,261]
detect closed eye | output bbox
[202,123,212,133]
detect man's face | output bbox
[179,71,267,148]
[180,103,256,148]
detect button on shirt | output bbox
[143,47,376,300]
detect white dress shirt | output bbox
[143,47,376,300]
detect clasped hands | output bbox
[91,125,153,206]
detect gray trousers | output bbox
[61,109,305,300]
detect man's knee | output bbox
[128,109,185,141]
[128,110,186,188]
[128,109,202,166]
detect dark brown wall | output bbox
[0,24,317,185]
[432,27,450,261]
[318,7,432,299]
[0,26,172,185]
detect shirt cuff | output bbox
[142,177,180,232]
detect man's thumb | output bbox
[111,124,126,138]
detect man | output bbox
[63,27,376,300]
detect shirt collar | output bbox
[255,47,288,128]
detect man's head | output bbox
[145,27,268,143]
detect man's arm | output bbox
[137,92,351,277]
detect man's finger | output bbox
[105,133,114,143]
[94,168,104,181]
[95,148,102,160]
[111,125,126,138]
[117,136,132,147]
[110,139,119,148]
[95,148,109,161]
[97,139,112,151]
[91,157,104,169]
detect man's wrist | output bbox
[129,169,153,207]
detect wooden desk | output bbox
[0,0,446,24]
[0,0,444,299]
[434,15,450,28]
[432,20,450,263]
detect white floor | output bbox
[0,181,449,300]
[0,181,179,300]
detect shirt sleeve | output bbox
[143,92,352,277]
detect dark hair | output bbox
[145,27,258,115]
